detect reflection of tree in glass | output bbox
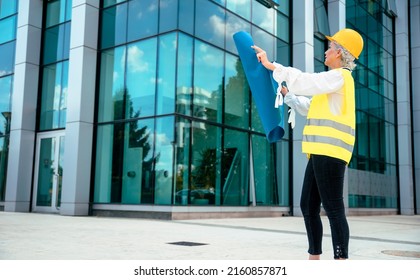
[110,87,159,203]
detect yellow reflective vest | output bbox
[302,68,355,164]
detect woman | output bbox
[252,28,363,260]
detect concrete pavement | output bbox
[0,212,419,260]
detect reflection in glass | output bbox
[178,0,194,34]
[0,41,16,75]
[0,76,12,136]
[226,0,250,20]
[0,0,17,19]
[43,22,71,65]
[126,38,157,118]
[94,118,156,204]
[225,11,251,54]
[157,33,176,115]
[176,33,193,116]
[222,129,248,205]
[224,53,249,129]
[46,0,72,28]
[127,0,158,42]
[154,117,175,205]
[0,16,16,44]
[173,117,191,205]
[101,4,127,49]
[98,47,126,122]
[193,41,224,123]
[0,136,9,201]
[195,0,225,48]
[191,121,220,205]
[252,134,276,205]
[36,138,56,206]
[159,0,178,33]
[252,1,274,34]
[39,61,69,130]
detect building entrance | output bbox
[32,131,65,213]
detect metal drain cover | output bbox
[382,250,420,258]
[168,241,208,247]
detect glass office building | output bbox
[1,0,418,218]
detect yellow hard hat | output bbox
[326,28,364,59]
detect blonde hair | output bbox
[334,42,357,70]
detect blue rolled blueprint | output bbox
[233,31,285,143]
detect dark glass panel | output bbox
[222,128,249,206]
[252,134,276,205]
[190,121,220,205]
[94,118,155,204]
[101,4,127,49]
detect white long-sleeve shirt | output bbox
[272,62,346,117]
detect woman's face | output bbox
[324,42,341,69]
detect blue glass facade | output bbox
[93,0,291,207]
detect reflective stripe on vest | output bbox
[302,68,356,163]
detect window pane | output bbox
[0,76,12,136]
[43,22,71,64]
[176,33,193,116]
[174,117,191,205]
[193,41,224,123]
[94,118,155,204]
[0,41,15,76]
[126,38,158,118]
[39,62,68,130]
[225,11,251,54]
[157,33,176,115]
[98,47,126,122]
[0,136,9,201]
[123,118,155,204]
[275,12,289,42]
[127,0,158,42]
[252,1,274,35]
[0,15,16,44]
[101,4,127,49]
[226,0,250,20]
[224,53,249,129]
[195,0,225,48]
[0,0,17,18]
[252,134,276,205]
[159,0,178,33]
[154,116,175,205]
[46,0,69,27]
[178,0,194,34]
[222,129,249,206]
[191,121,220,205]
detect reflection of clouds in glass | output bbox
[209,15,225,38]
[199,47,220,68]
[127,45,149,73]
[113,71,119,83]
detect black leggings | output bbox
[300,155,349,259]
